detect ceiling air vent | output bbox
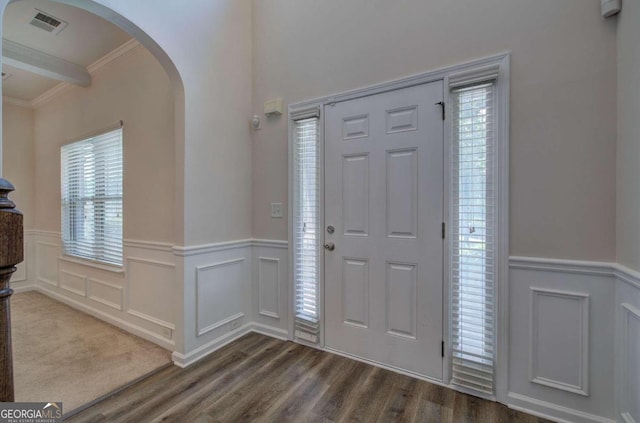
[28,9,68,35]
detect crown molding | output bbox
[27,38,141,109]
[2,96,31,108]
[87,38,140,74]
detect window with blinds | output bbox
[61,128,123,267]
[451,82,496,395]
[292,111,320,343]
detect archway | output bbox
[0,0,186,412]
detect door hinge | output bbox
[442,222,446,239]
[441,341,445,357]
[435,101,445,120]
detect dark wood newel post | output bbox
[0,178,23,402]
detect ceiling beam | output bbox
[2,38,91,87]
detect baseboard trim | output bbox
[250,323,290,340]
[172,323,254,368]
[11,284,35,293]
[34,285,175,351]
[507,392,615,423]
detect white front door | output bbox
[324,81,444,379]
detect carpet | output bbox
[10,291,172,413]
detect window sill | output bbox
[58,255,125,274]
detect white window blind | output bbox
[451,82,496,395]
[292,113,320,343]
[61,128,123,267]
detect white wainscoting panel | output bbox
[508,257,616,423]
[10,230,35,292]
[36,241,59,287]
[59,270,87,297]
[615,265,640,423]
[27,232,176,350]
[620,304,640,423]
[258,257,280,319]
[126,257,175,330]
[196,258,246,337]
[88,278,123,311]
[252,240,289,337]
[529,288,589,396]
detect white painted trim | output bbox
[11,285,35,294]
[30,82,71,108]
[87,277,123,311]
[529,288,590,396]
[250,323,289,341]
[510,256,614,277]
[172,323,253,368]
[2,96,31,107]
[59,269,88,297]
[258,257,280,319]
[126,309,175,330]
[31,230,61,238]
[195,257,246,337]
[613,263,640,290]
[2,38,91,86]
[87,39,140,74]
[197,312,245,338]
[252,239,288,249]
[35,285,174,350]
[23,39,142,109]
[619,303,640,423]
[59,254,125,274]
[290,53,510,110]
[173,239,253,257]
[126,256,175,269]
[124,239,173,253]
[507,392,616,423]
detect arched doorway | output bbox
[0,0,186,414]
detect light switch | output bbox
[271,202,283,218]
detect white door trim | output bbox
[288,52,510,401]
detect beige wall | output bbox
[2,102,34,229]
[33,44,175,243]
[252,0,617,261]
[617,0,640,271]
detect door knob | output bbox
[324,242,335,251]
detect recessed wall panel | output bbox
[624,304,640,422]
[196,257,246,336]
[127,258,175,329]
[342,154,369,236]
[60,270,87,297]
[530,288,589,395]
[36,242,58,286]
[342,258,369,328]
[386,149,417,238]
[386,262,417,338]
[258,257,280,319]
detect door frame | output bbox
[288,53,510,401]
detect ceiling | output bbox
[2,0,132,102]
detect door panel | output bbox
[324,81,444,379]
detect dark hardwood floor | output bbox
[66,333,550,423]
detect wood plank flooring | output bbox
[66,333,550,423]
